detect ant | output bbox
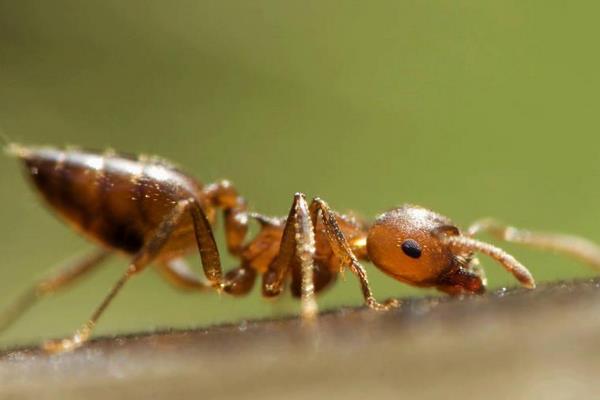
[3,144,600,353]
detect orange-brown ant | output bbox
[3,144,600,353]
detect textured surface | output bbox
[2,278,600,400]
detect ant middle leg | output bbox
[468,218,600,270]
[43,198,223,353]
[0,249,110,334]
[263,193,318,319]
[291,262,336,298]
[308,197,399,311]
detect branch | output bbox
[2,278,600,399]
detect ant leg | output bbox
[0,249,110,334]
[263,193,318,318]
[157,259,212,291]
[188,198,224,287]
[290,262,336,298]
[42,198,221,353]
[223,266,257,296]
[309,197,399,311]
[468,218,600,270]
[158,260,256,295]
[203,180,248,255]
[159,197,228,289]
[295,194,318,319]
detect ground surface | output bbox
[2,279,600,400]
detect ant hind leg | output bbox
[159,258,257,295]
[158,259,214,291]
[0,249,110,334]
[159,258,257,296]
[43,197,223,354]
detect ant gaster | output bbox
[3,144,600,353]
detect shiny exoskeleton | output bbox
[4,144,600,353]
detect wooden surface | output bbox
[2,279,600,400]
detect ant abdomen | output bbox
[13,145,205,256]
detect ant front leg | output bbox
[309,198,399,311]
[468,218,600,271]
[43,198,223,354]
[263,193,318,319]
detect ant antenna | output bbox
[442,235,536,289]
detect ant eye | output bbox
[401,239,422,259]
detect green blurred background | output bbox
[0,1,599,347]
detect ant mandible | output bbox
[3,144,600,353]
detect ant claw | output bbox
[383,298,401,309]
[42,325,91,354]
[367,297,400,311]
[42,338,79,354]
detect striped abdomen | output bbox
[14,146,207,258]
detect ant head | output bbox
[366,205,469,288]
